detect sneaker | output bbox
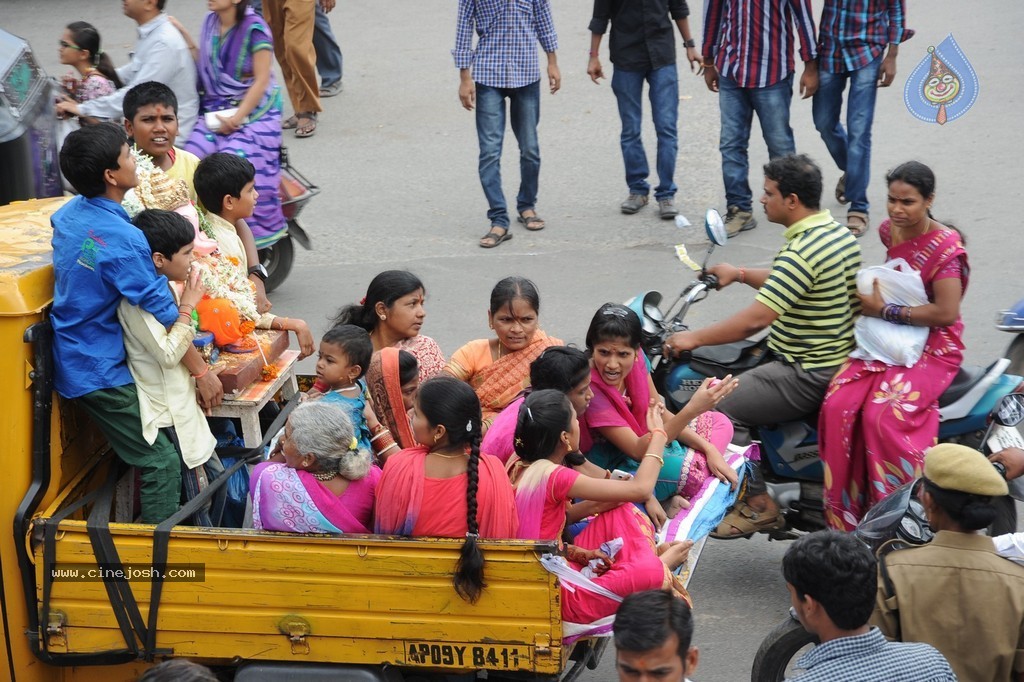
[658,199,678,220]
[724,205,757,237]
[620,194,649,214]
[320,80,343,97]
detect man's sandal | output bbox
[836,173,848,205]
[846,211,869,238]
[517,212,546,231]
[295,112,318,138]
[709,501,784,540]
[479,226,513,249]
[282,114,299,130]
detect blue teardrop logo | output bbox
[904,34,978,125]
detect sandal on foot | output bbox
[282,114,299,130]
[479,226,512,249]
[709,501,784,540]
[846,211,869,238]
[295,112,318,138]
[517,212,546,231]
[836,173,848,205]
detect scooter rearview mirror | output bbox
[700,209,727,273]
[994,392,1024,427]
[705,209,727,247]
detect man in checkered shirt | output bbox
[782,531,955,681]
[453,0,561,249]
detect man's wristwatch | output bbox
[248,264,269,282]
[682,38,696,48]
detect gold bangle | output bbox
[644,453,664,465]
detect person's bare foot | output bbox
[662,494,690,519]
[658,540,694,570]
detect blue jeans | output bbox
[718,73,796,211]
[610,64,679,200]
[475,80,541,229]
[251,0,342,86]
[812,55,882,214]
[313,2,343,86]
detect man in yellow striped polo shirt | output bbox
[664,154,861,536]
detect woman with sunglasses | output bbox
[57,22,122,112]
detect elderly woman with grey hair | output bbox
[251,402,382,533]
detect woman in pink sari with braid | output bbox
[512,390,692,624]
[820,162,969,531]
[446,277,562,433]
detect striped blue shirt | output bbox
[453,0,559,89]
[787,627,956,681]
[818,0,915,73]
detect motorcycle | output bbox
[627,209,1023,537]
[749,391,1024,682]
[257,147,317,293]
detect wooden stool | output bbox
[210,350,300,447]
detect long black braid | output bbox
[418,376,487,603]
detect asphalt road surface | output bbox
[4,1,1023,679]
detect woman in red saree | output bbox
[820,162,969,531]
[446,277,562,431]
[512,390,692,624]
[374,376,518,602]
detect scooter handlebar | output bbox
[700,272,720,291]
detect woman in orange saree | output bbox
[366,347,419,452]
[446,276,561,431]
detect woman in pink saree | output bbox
[820,162,969,531]
[252,402,381,534]
[512,390,692,623]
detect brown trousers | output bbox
[263,0,321,114]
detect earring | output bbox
[433,433,441,444]
[379,315,386,321]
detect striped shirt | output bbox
[818,0,915,73]
[787,627,956,682]
[453,0,559,89]
[756,210,861,369]
[702,0,817,89]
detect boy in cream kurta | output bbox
[118,209,219,521]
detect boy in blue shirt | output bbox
[52,123,223,523]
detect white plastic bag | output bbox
[849,258,929,367]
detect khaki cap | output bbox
[924,443,1008,497]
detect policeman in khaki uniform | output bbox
[871,443,1024,682]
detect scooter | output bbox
[627,209,1023,536]
[997,297,1024,378]
[256,147,317,293]
[748,391,1024,682]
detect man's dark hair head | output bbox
[133,209,195,258]
[763,153,823,210]
[613,590,693,659]
[782,530,876,630]
[123,81,178,122]
[193,153,256,216]
[59,122,128,198]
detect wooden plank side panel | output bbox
[35,522,563,674]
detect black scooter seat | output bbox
[938,364,986,408]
